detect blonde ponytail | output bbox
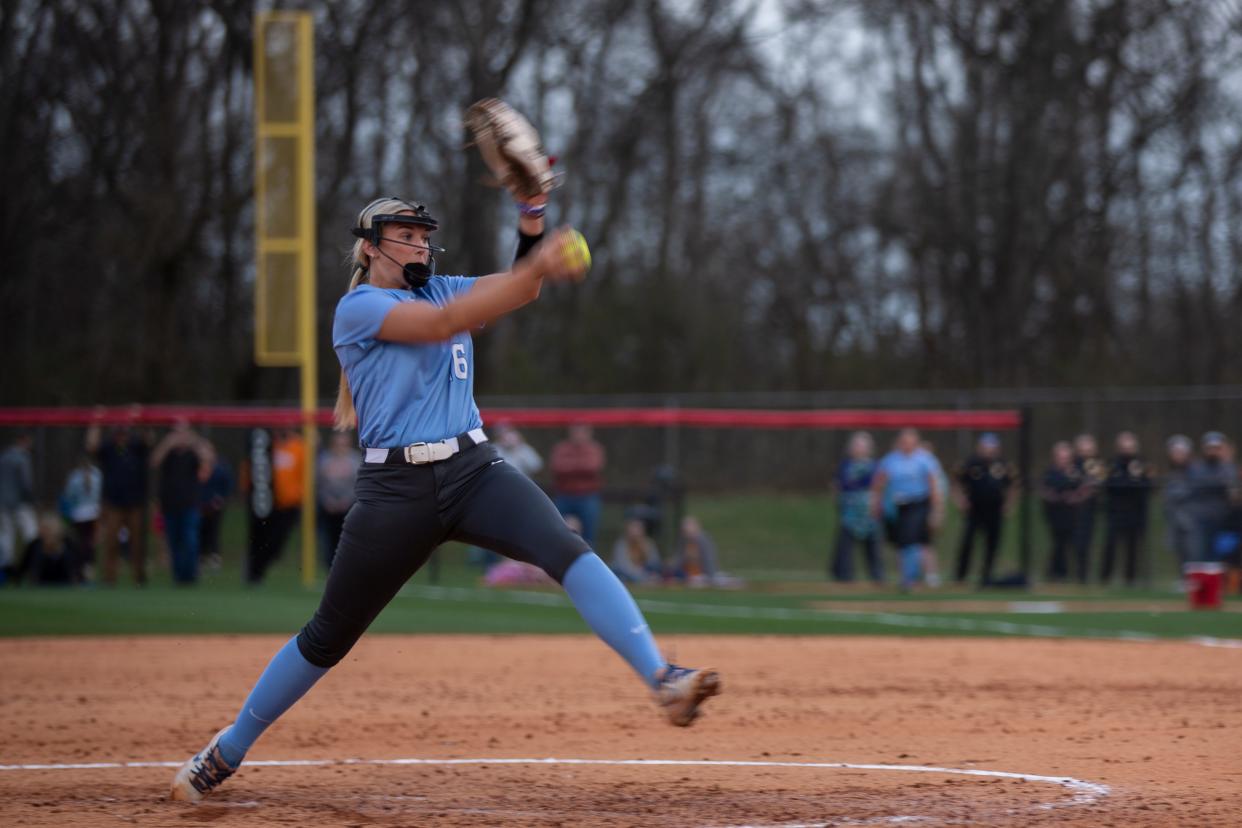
[332,248,370,430]
[334,196,427,432]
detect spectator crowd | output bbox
[830,427,1241,592]
[0,409,362,588]
[1035,430,1239,588]
[2,413,1238,595]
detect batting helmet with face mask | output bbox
[351,197,445,290]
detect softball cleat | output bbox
[656,664,721,727]
[170,727,238,802]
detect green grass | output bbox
[1,494,1238,641]
[3,575,1240,640]
[694,491,1185,583]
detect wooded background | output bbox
[3,0,1240,406]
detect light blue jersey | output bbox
[877,448,938,504]
[332,278,482,448]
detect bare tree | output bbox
[3,0,1240,407]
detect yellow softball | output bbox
[560,229,592,276]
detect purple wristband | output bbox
[518,202,546,218]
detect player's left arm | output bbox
[511,193,546,278]
[380,229,585,344]
[464,193,549,303]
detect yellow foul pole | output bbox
[255,11,318,587]
[296,12,318,590]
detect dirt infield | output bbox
[2,635,1240,827]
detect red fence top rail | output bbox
[0,406,1024,431]
[484,408,1023,429]
[0,406,320,428]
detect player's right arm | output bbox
[378,228,583,344]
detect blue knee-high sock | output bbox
[562,552,666,688]
[900,544,922,586]
[216,636,328,767]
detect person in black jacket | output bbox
[1100,431,1153,586]
[1041,442,1081,583]
[953,433,1015,587]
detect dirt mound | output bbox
[2,635,1238,826]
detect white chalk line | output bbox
[0,756,1109,825]
[401,584,1242,648]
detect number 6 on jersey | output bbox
[451,343,469,380]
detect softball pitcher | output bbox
[171,106,719,803]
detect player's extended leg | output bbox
[446,446,720,726]
[171,465,447,801]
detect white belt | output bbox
[365,428,488,465]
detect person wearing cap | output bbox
[1099,431,1153,586]
[1162,435,1198,571]
[953,433,1015,587]
[1188,432,1238,562]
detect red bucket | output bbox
[1185,563,1225,610]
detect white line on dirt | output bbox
[0,757,1110,825]
[0,757,1108,799]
